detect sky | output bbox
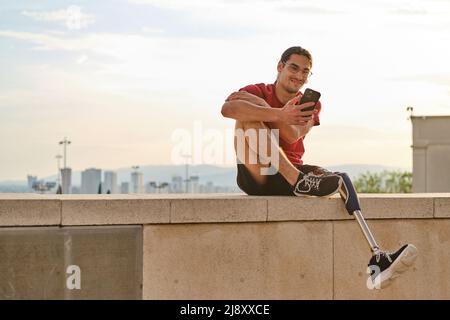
[1,0,450,181]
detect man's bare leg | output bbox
[235,120,343,197]
[235,120,300,186]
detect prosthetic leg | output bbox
[335,172,418,289]
[337,173,381,254]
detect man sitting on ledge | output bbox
[221,46,418,290]
[222,46,340,197]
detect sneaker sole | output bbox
[367,244,418,290]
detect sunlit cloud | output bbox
[141,27,165,34]
[22,5,95,30]
[76,54,88,64]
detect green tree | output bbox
[354,170,412,193]
[354,171,383,193]
[384,171,412,193]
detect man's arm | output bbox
[267,119,315,144]
[221,99,281,122]
[221,91,316,143]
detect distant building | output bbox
[121,182,130,194]
[189,176,199,193]
[61,168,72,194]
[158,183,170,194]
[81,168,102,194]
[71,186,81,194]
[131,171,144,193]
[198,181,221,193]
[104,171,118,194]
[205,181,214,193]
[411,115,450,192]
[171,176,183,193]
[27,175,37,191]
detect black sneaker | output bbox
[367,244,418,289]
[293,170,342,197]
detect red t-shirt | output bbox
[239,83,321,165]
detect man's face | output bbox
[276,54,312,94]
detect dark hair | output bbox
[280,46,313,66]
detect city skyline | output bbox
[21,165,239,194]
[1,1,450,180]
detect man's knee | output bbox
[239,120,267,130]
[234,121,279,172]
[243,163,269,185]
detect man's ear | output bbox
[277,61,283,73]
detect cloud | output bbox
[0,28,256,102]
[22,5,95,30]
[390,8,428,15]
[141,27,165,34]
[128,0,227,8]
[0,30,140,60]
[76,54,88,64]
[0,30,89,52]
[388,74,450,87]
[128,0,345,13]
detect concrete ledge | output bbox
[1,193,449,227]
[62,199,170,226]
[268,196,345,221]
[170,198,267,223]
[0,195,61,226]
[358,194,435,219]
[434,197,450,218]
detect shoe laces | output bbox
[375,250,392,263]
[299,173,321,191]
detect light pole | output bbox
[181,154,192,193]
[406,106,414,120]
[58,137,71,169]
[55,154,62,186]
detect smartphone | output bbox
[297,88,321,111]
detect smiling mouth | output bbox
[290,79,302,85]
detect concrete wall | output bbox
[1,193,450,299]
[0,225,142,299]
[411,116,450,192]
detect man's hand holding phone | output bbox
[279,96,316,125]
[293,88,321,124]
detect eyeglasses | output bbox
[282,61,313,78]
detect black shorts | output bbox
[237,163,328,196]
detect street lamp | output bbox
[406,106,414,120]
[149,182,169,194]
[32,181,57,194]
[181,154,192,193]
[58,137,71,169]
